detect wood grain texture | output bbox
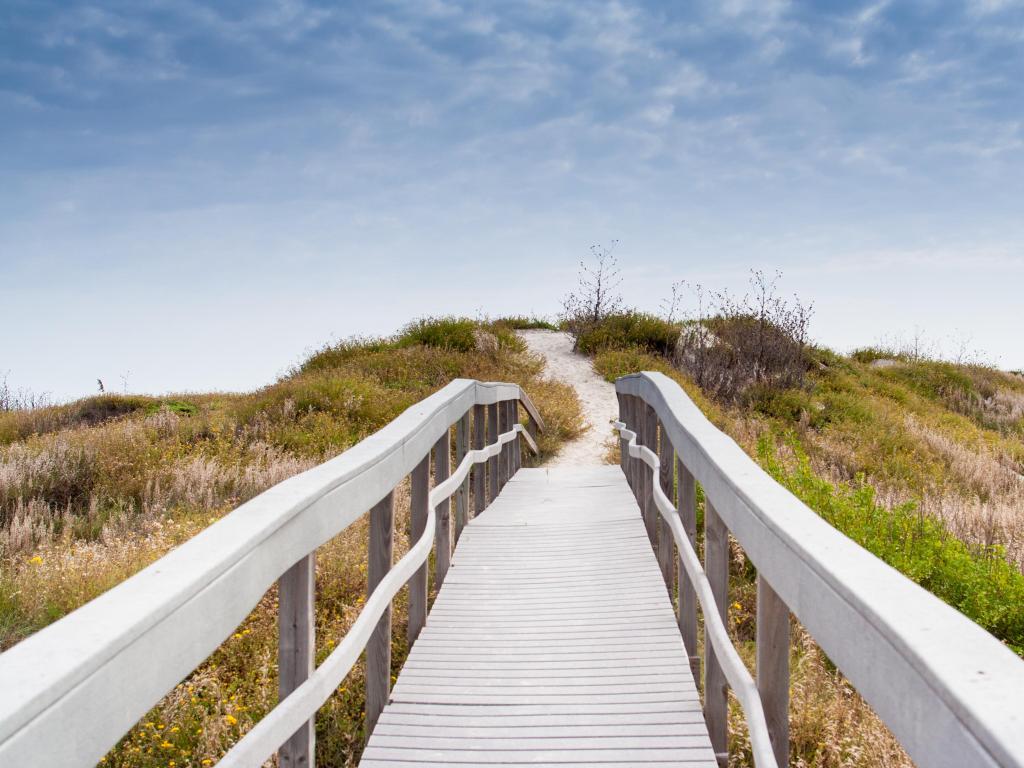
[497,400,510,490]
[486,403,499,505]
[454,414,469,543]
[472,404,485,518]
[278,554,315,767]
[366,492,394,739]
[408,454,430,645]
[657,421,674,592]
[704,500,728,762]
[677,458,700,682]
[434,431,452,586]
[360,466,716,767]
[757,574,790,768]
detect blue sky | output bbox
[2,0,1023,399]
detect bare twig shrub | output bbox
[675,270,814,402]
[561,241,624,347]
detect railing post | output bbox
[434,430,452,586]
[657,420,674,592]
[455,413,470,542]
[511,400,522,474]
[757,574,790,768]
[705,500,729,764]
[408,453,430,644]
[642,402,658,545]
[497,400,510,490]
[677,458,700,681]
[278,553,315,767]
[365,491,394,739]
[526,403,540,466]
[626,396,638,494]
[616,393,628,474]
[473,404,486,516]
[486,402,499,504]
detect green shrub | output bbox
[397,317,479,352]
[492,315,558,331]
[575,312,680,356]
[759,436,1024,653]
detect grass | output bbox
[583,315,1024,767]
[0,318,584,767]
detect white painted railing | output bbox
[0,379,544,768]
[616,371,1024,768]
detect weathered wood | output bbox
[757,574,790,768]
[497,400,510,491]
[657,421,674,591]
[486,402,499,504]
[614,370,1024,768]
[362,467,717,767]
[511,401,522,473]
[704,500,728,762]
[454,413,470,542]
[408,454,430,644]
[616,393,627,474]
[472,404,485,517]
[366,492,394,739]
[518,389,546,435]
[677,458,699,681]
[278,553,315,767]
[434,430,452,587]
[642,402,659,545]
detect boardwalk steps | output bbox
[362,466,716,767]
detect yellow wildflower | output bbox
[160,740,173,749]
[224,714,238,726]
[28,555,43,566]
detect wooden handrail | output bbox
[0,379,542,768]
[614,419,779,768]
[616,372,1024,768]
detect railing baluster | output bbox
[642,402,658,545]
[677,458,700,681]
[486,402,499,504]
[757,574,790,768]
[705,500,729,763]
[365,491,394,739]
[511,400,522,473]
[657,420,674,591]
[616,393,628,474]
[473,404,486,517]
[278,553,315,767]
[497,400,510,490]
[455,413,470,542]
[434,430,452,586]
[408,454,430,644]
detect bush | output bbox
[492,315,558,331]
[575,312,680,356]
[759,436,1024,653]
[396,317,480,352]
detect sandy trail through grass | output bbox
[518,329,618,466]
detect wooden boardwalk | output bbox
[361,466,716,767]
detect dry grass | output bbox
[0,321,585,767]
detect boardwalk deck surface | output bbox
[360,466,716,767]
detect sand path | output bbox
[517,330,618,466]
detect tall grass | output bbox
[0,320,584,767]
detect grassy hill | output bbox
[581,311,1024,768]
[0,317,581,767]
[3,310,1023,767]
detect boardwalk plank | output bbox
[359,466,716,768]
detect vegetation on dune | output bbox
[0,317,584,767]
[567,255,1024,767]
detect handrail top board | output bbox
[617,371,1024,768]
[0,378,530,765]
